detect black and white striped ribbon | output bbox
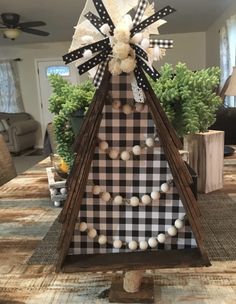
[93,58,109,88]
[84,12,106,36]
[63,38,110,64]
[92,0,115,33]
[133,0,149,27]
[131,6,176,37]
[77,48,112,75]
[149,39,174,49]
[136,57,160,81]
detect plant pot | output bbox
[70,109,85,136]
[184,130,224,193]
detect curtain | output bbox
[0,60,24,113]
[220,15,236,107]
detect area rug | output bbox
[27,192,236,265]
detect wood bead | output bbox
[148,237,158,248]
[128,240,138,251]
[101,192,111,202]
[141,194,152,205]
[145,137,155,147]
[79,222,87,232]
[109,149,119,159]
[167,226,177,236]
[135,103,144,112]
[139,240,148,251]
[98,235,107,245]
[130,196,140,207]
[113,195,123,205]
[160,183,170,193]
[112,100,121,110]
[151,191,160,201]
[157,233,166,243]
[60,187,67,195]
[92,185,101,195]
[113,239,122,249]
[88,228,97,239]
[121,151,130,161]
[132,145,142,155]
[99,141,109,151]
[123,104,133,115]
[174,219,184,229]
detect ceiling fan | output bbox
[0,13,49,40]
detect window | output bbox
[46,66,70,77]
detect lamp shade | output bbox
[225,66,236,96]
[4,28,21,40]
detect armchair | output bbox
[0,112,39,154]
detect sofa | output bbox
[0,112,39,154]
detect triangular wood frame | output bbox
[55,68,211,273]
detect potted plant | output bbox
[150,63,223,193]
[49,75,95,170]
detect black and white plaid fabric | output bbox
[69,74,197,255]
[133,0,149,27]
[149,39,174,49]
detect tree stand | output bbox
[109,270,154,303]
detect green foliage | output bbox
[150,63,222,137]
[49,74,96,168]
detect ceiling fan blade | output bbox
[18,21,46,28]
[21,27,49,36]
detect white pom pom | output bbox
[145,137,155,147]
[109,149,119,160]
[60,187,67,195]
[148,237,158,248]
[113,195,123,205]
[132,145,142,156]
[100,23,111,35]
[83,49,93,59]
[81,35,94,44]
[99,141,109,151]
[141,195,152,205]
[153,46,160,60]
[92,185,101,195]
[120,56,136,73]
[167,226,177,237]
[112,100,121,110]
[79,222,87,232]
[123,104,133,115]
[130,196,140,207]
[121,151,130,161]
[135,103,144,112]
[98,235,107,245]
[139,240,148,251]
[151,191,160,201]
[113,239,123,249]
[131,33,143,44]
[128,240,138,251]
[101,192,111,202]
[174,219,184,229]
[123,14,133,30]
[141,38,150,50]
[160,183,170,193]
[88,228,97,239]
[157,233,166,243]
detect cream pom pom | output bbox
[120,56,136,74]
[109,58,122,76]
[114,24,130,43]
[113,42,131,60]
[131,33,143,44]
[100,23,111,36]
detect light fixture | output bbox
[225,66,236,96]
[3,28,21,40]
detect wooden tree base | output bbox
[109,275,154,303]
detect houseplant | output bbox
[49,75,95,169]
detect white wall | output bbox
[206,1,236,67]
[0,32,206,147]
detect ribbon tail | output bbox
[133,0,149,27]
[93,58,110,88]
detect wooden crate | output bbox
[46,167,67,207]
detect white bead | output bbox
[132,33,143,44]
[92,185,101,195]
[145,137,155,147]
[174,219,184,229]
[160,183,170,193]
[101,192,111,202]
[132,145,142,155]
[121,151,130,161]
[151,191,160,201]
[148,237,158,248]
[130,196,140,207]
[113,239,122,249]
[100,23,111,35]
[99,141,109,151]
[60,187,67,195]
[109,149,119,159]
[141,195,152,205]
[157,233,166,243]
[112,100,121,110]
[123,104,133,115]
[139,240,148,251]
[128,240,138,251]
[113,195,123,205]
[54,201,61,207]
[79,222,87,232]
[98,235,107,245]
[167,226,178,237]
[51,189,58,196]
[88,228,97,239]
[135,103,144,112]
[141,38,150,50]
[81,35,94,44]
[83,49,93,59]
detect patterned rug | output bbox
[28,192,236,265]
